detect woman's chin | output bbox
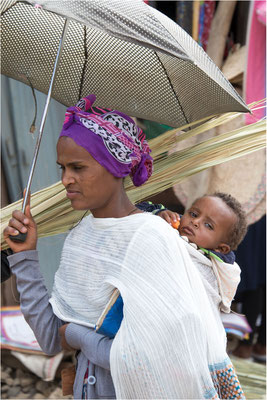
[69,200,90,211]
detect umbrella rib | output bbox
[154,52,190,126]
[0,2,17,16]
[79,25,88,100]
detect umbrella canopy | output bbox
[1,0,249,128]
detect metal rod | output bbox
[22,18,69,212]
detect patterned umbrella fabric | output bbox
[1,0,249,128]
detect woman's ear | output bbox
[215,243,231,254]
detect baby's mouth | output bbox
[181,226,194,236]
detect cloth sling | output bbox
[95,236,241,338]
[181,239,241,313]
[50,213,244,399]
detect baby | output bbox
[96,192,247,337]
[157,192,247,264]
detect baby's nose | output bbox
[193,219,199,228]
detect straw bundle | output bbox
[231,356,266,399]
[1,107,266,249]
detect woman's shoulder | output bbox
[124,213,171,231]
[130,213,179,242]
[65,213,174,241]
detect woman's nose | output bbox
[62,170,75,186]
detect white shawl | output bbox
[181,238,241,313]
[50,213,243,399]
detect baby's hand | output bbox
[157,210,180,229]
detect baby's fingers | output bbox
[159,210,172,224]
[171,212,180,222]
[165,210,179,223]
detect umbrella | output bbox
[1,0,249,128]
[1,0,250,237]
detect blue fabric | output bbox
[209,250,235,264]
[96,295,123,338]
[235,215,266,293]
[136,201,167,214]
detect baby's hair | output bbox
[207,192,247,250]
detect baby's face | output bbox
[179,196,237,253]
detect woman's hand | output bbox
[157,210,180,229]
[3,191,38,253]
[59,324,75,351]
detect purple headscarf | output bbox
[59,95,153,187]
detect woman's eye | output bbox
[73,166,82,170]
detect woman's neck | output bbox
[90,191,142,219]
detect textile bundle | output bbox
[50,213,244,399]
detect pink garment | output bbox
[202,1,215,51]
[245,0,266,124]
[256,0,266,24]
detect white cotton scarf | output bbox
[181,239,241,313]
[50,214,242,399]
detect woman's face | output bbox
[57,136,122,213]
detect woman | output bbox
[4,95,244,399]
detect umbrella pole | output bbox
[10,19,69,242]
[22,18,69,212]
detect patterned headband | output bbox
[59,95,153,187]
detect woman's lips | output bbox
[181,226,194,236]
[66,191,80,199]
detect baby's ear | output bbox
[216,243,231,254]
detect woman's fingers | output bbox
[4,213,28,237]
[3,191,38,253]
[9,210,30,233]
[59,324,75,351]
[4,225,24,237]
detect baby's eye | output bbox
[205,223,213,230]
[190,211,197,218]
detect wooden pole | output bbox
[192,0,200,42]
[206,0,237,68]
